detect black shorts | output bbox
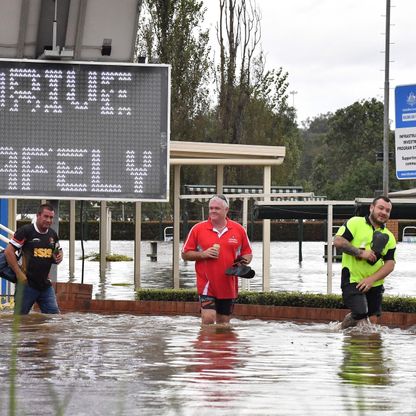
[341,279,384,320]
[199,295,235,316]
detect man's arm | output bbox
[238,254,253,264]
[4,244,27,283]
[181,247,218,261]
[356,260,395,292]
[333,235,377,263]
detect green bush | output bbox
[136,289,416,313]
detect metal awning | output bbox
[388,188,416,198]
[170,141,285,165]
[254,198,416,220]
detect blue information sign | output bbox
[395,84,416,179]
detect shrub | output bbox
[136,289,416,313]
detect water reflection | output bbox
[0,314,415,415]
[339,332,391,386]
[339,331,394,414]
[189,325,240,381]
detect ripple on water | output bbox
[0,314,415,415]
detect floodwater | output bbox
[0,313,415,416]
[57,240,415,301]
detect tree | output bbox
[137,0,212,142]
[309,99,388,199]
[213,0,300,186]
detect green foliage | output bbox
[138,0,212,143]
[80,252,133,262]
[136,289,416,313]
[303,98,416,198]
[304,99,386,199]
[137,288,199,302]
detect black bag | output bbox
[0,250,17,283]
[225,256,256,279]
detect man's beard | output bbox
[370,211,386,227]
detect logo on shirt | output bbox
[228,236,239,244]
[34,248,53,258]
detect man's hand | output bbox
[356,277,376,293]
[202,246,219,259]
[334,236,377,262]
[53,249,63,264]
[357,249,377,263]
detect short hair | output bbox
[209,194,229,207]
[372,196,392,206]
[37,203,55,215]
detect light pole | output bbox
[290,90,298,107]
[382,0,391,196]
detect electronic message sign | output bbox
[0,59,170,200]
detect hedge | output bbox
[136,289,416,313]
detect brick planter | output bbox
[53,283,416,328]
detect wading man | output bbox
[334,196,396,329]
[182,195,252,325]
[5,203,63,314]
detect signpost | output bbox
[394,84,416,180]
[0,59,170,201]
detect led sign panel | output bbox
[0,59,169,200]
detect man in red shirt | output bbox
[182,195,252,325]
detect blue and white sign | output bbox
[395,84,416,179]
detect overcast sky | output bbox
[204,0,415,126]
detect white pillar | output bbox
[326,203,333,294]
[134,202,142,290]
[262,166,271,291]
[216,165,224,194]
[241,197,250,291]
[173,165,181,289]
[69,200,75,278]
[99,201,107,276]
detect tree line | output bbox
[15,0,416,222]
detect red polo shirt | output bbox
[182,218,252,299]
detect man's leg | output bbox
[215,299,234,325]
[341,312,358,329]
[200,295,217,325]
[37,285,60,314]
[342,283,369,329]
[366,285,384,323]
[14,283,38,315]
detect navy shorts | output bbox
[199,295,235,316]
[341,276,384,320]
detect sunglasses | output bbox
[210,194,229,206]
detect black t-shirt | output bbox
[10,224,59,291]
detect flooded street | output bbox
[57,240,415,300]
[0,313,415,415]
[1,241,415,415]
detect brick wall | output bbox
[53,283,416,328]
[386,220,399,241]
